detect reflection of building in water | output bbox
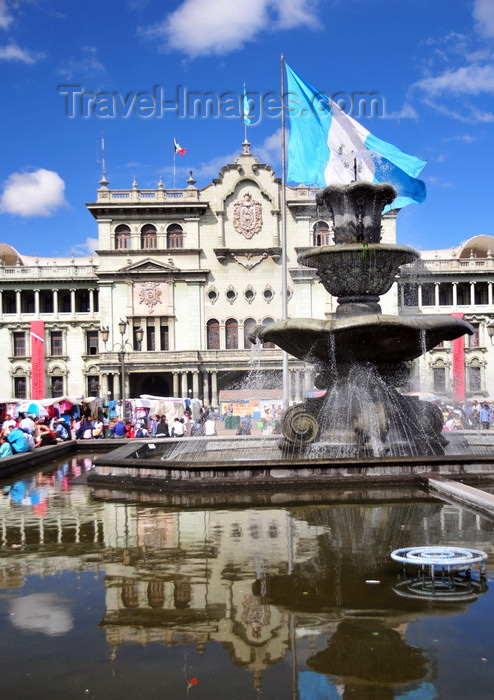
[100,507,328,683]
[1,473,494,690]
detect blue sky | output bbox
[0,0,493,257]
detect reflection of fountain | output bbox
[252,181,473,458]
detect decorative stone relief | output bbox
[133,281,169,315]
[229,252,268,270]
[233,192,262,239]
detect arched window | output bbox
[115,224,131,250]
[313,221,330,246]
[167,224,184,249]
[141,224,157,249]
[207,319,220,349]
[244,318,257,349]
[225,318,238,349]
[262,317,275,349]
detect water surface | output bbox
[0,454,493,699]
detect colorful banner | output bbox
[30,320,45,399]
[451,313,465,401]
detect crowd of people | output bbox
[438,400,494,430]
[3,398,493,457]
[0,412,64,457]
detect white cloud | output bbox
[382,103,419,120]
[58,46,105,80]
[473,0,494,38]
[413,63,494,96]
[255,128,282,165]
[69,237,99,257]
[0,169,67,217]
[143,0,320,58]
[0,42,41,63]
[0,0,13,29]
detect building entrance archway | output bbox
[130,373,171,398]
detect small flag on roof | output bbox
[174,138,186,156]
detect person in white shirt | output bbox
[171,418,185,437]
[1,414,16,432]
[19,414,35,434]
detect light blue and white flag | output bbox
[243,87,251,126]
[285,64,426,210]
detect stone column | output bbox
[294,369,303,403]
[211,371,218,408]
[0,290,3,318]
[34,289,40,317]
[203,373,209,405]
[70,288,76,315]
[434,282,440,308]
[181,372,188,398]
[417,284,423,310]
[470,282,475,307]
[100,373,109,400]
[89,288,95,317]
[53,289,58,317]
[15,289,21,316]
[173,372,179,397]
[216,211,225,247]
[489,281,493,307]
[192,371,199,398]
[452,282,458,309]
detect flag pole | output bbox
[243,83,247,142]
[173,146,176,189]
[280,54,290,409]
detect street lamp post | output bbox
[100,320,143,419]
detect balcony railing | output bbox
[0,265,98,279]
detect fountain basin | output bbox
[298,244,419,312]
[253,314,473,364]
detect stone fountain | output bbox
[252,181,473,458]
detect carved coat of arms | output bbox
[233,192,262,239]
[138,281,162,313]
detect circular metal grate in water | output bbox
[391,546,487,568]
[391,545,488,601]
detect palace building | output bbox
[0,141,492,404]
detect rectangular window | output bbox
[50,376,64,398]
[160,325,169,351]
[14,377,27,399]
[433,367,446,393]
[147,325,155,351]
[13,332,26,357]
[468,324,480,348]
[50,331,63,356]
[87,375,99,396]
[468,366,482,392]
[86,330,99,355]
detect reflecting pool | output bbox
[0,454,493,699]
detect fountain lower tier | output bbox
[254,314,473,365]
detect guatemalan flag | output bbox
[286,64,426,210]
[243,86,251,125]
